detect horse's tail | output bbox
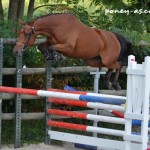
[126,41,133,55]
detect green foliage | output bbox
[2,120,45,144]
[40,0,50,3]
[90,1,149,32]
[3,46,16,67]
[23,46,45,67]
[140,33,150,43]
[67,0,80,4]
[71,6,90,25]
[0,21,18,38]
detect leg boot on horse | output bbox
[37,42,58,60]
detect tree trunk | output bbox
[17,0,25,18]
[8,0,19,21]
[27,0,35,17]
[0,0,4,21]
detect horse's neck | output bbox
[34,14,76,37]
[34,17,61,37]
[33,22,49,37]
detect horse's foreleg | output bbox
[37,42,49,54]
[104,69,114,90]
[37,42,56,60]
[112,63,123,91]
[37,42,50,59]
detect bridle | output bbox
[17,26,35,52]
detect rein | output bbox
[22,27,35,51]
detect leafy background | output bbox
[0,0,150,144]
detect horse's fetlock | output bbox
[112,82,121,91]
[104,80,114,90]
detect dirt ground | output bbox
[2,143,83,150]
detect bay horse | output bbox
[13,13,132,90]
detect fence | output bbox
[0,55,150,149]
[0,38,149,149]
[0,38,122,148]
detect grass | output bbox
[1,118,125,146]
[2,120,45,145]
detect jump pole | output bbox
[48,97,125,111]
[0,86,125,105]
[48,108,150,128]
[47,120,125,137]
[47,109,125,124]
[64,85,126,101]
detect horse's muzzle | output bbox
[13,44,25,56]
[13,47,19,55]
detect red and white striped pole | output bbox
[0,86,125,105]
[47,120,124,137]
[47,109,125,124]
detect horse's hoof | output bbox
[44,55,53,60]
[112,83,121,91]
[104,81,114,90]
[54,54,61,61]
[44,53,54,60]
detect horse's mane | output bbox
[26,12,73,25]
[36,12,72,20]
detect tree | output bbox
[27,0,35,17]
[0,0,4,22]
[8,0,19,21]
[8,0,26,22]
[17,0,25,18]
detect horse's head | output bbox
[13,19,36,55]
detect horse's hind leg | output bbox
[102,59,123,90]
[104,69,114,90]
[112,63,123,91]
[85,57,113,89]
[84,56,104,67]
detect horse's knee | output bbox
[37,43,57,60]
[37,43,43,50]
[37,44,45,54]
[37,42,50,54]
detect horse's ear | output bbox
[19,19,25,26]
